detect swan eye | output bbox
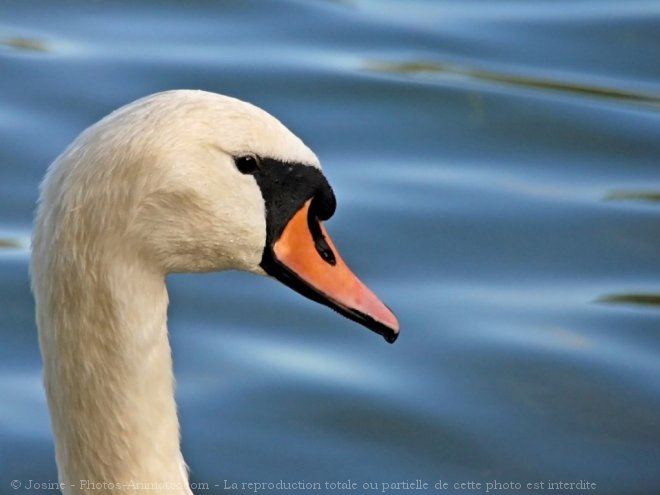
[234,155,260,174]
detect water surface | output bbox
[1,1,659,494]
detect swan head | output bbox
[38,90,399,342]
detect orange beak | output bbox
[265,199,399,343]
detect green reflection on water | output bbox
[0,36,49,53]
[365,60,660,107]
[604,190,660,204]
[597,293,660,308]
[0,238,24,249]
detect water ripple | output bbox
[0,372,50,439]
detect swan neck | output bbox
[35,253,190,494]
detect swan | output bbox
[30,90,399,494]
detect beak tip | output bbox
[380,318,400,344]
[383,310,399,344]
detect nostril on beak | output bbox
[314,232,336,266]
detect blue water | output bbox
[1,1,660,494]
